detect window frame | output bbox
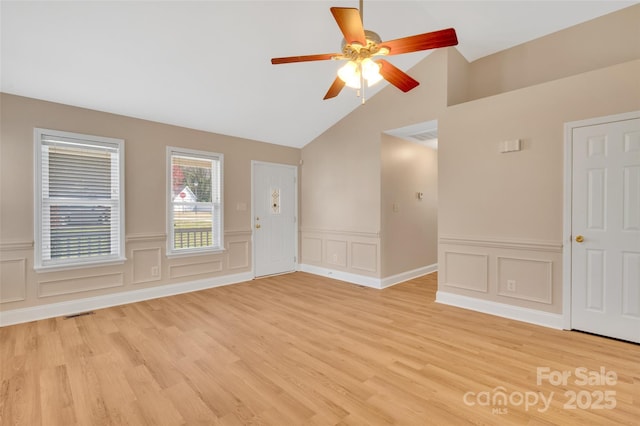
[34,128,126,271]
[166,146,224,257]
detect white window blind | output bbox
[35,129,125,270]
[167,147,223,255]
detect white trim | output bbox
[34,128,125,271]
[439,235,562,252]
[251,161,299,278]
[166,146,224,257]
[380,264,437,288]
[224,229,252,237]
[0,241,34,251]
[0,271,253,327]
[300,228,380,238]
[34,257,126,273]
[562,110,640,330]
[436,291,564,330]
[165,248,225,259]
[125,229,250,244]
[300,263,437,289]
[299,263,382,288]
[126,233,167,243]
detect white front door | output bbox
[252,162,297,277]
[571,116,640,343]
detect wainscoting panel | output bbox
[1,228,253,322]
[351,242,378,273]
[131,248,162,284]
[326,240,348,267]
[225,229,252,271]
[301,236,323,264]
[227,240,250,270]
[169,259,224,280]
[0,258,27,303]
[443,251,488,292]
[39,273,124,298]
[300,228,380,278]
[438,235,563,314]
[496,256,553,304]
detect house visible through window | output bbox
[168,147,223,255]
[34,128,125,270]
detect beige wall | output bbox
[438,59,640,313]
[3,4,639,319]
[0,94,300,311]
[381,135,438,277]
[467,4,640,101]
[435,4,640,314]
[447,47,470,106]
[301,4,640,315]
[300,49,449,279]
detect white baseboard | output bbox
[380,264,437,288]
[436,290,564,330]
[299,264,382,288]
[0,271,254,327]
[299,263,437,289]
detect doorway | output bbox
[563,111,640,343]
[252,161,297,277]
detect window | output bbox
[167,147,223,256]
[34,128,125,270]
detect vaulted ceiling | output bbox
[2,1,636,148]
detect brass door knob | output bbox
[255,224,261,229]
[575,235,584,243]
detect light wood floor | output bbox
[1,272,638,425]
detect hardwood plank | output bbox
[1,272,638,425]
[39,365,76,426]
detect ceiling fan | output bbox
[271,1,458,102]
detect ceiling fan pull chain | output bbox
[360,62,366,104]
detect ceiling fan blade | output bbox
[330,7,366,46]
[271,53,337,65]
[378,59,419,92]
[323,76,346,100]
[381,28,458,55]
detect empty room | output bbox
[1,1,639,425]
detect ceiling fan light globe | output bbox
[361,58,379,78]
[337,61,361,89]
[361,58,383,87]
[366,73,383,87]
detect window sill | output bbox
[34,257,127,273]
[166,248,226,259]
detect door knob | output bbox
[255,224,261,229]
[575,235,584,243]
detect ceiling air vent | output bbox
[384,120,439,149]
[409,130,438,142]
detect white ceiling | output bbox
[1,1,636,148]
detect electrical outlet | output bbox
[151,266,159,277]
[507,280,516,292]
[332,254,338,262]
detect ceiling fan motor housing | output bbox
[340,30,388,61]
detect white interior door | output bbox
[252,162,297,277]
[571,117,640,343]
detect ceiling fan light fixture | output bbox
[271,6,458,101]
[338,58,383,89]
[338,61,361,88]
[361,58,382,86]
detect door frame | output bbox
[562,110,640,330]
[250,160,299,278]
